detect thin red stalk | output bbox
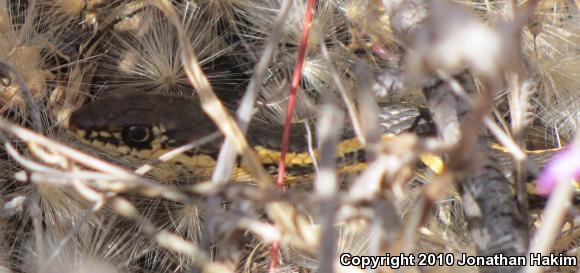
[270,239,280,271]
[270,0,316,272]
[276,0,316,190]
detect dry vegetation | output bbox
[0,0,578,272]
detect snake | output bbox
[68,91,564,195]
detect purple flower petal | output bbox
[536,146,580,196]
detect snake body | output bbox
[69,92,562,190]
[69,92,437,180]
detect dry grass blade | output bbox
[0,60,43,132]
[146,3,322,266]
[210,0,292,185]
[318,27,366,144]
[201,0,292,264]
[0,1,578,272]
[508,76,535,222]
[0,118,194,203]
[315,103,343,273]
[108,197,214,269]
[355,61,382,160]
[150,0,272,187]
[524,178,575,273]
[135,132,221,176]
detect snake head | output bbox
[69,92,218,158]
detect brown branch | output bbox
[383,0,533,268]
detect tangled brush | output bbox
[0,0,578,272]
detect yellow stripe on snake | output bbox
[68,92,563,194]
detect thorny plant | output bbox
[0,0,579,273]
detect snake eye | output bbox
[124,126,151,143]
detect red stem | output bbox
[270,0,316,272]
[276,0,316,190]
[269,240,280,272]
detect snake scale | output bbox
[69,91,563,198]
